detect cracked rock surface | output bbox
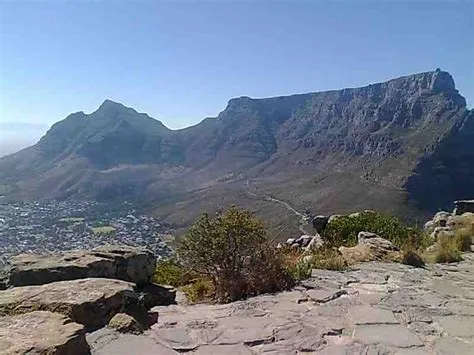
[88,254,474,354]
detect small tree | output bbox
[178,206,293,302]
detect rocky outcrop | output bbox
[312,215,329,233]
[0,278,140,329]
[0,244,178,354]
[88,254,474,354]
[284,234,323,250]
[454,200,474,215]
[424,206,474,244]
[0,311,90,355]
[339,232,401,263]
[5,244,156,288]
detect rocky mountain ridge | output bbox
[0,69,472,233]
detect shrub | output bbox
[178,206,294,303]
[181,279,214,303]
[152,259,195,287]
[435,235,463,263]
[287,259,313,281]
[321,211,424,249]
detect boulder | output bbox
[327,214,342,224]
[0,278,142,330]
[108,313,143,334]
[340,234,401,263]
[430,226,454,242]
[139,283,176,308]
[453,200,474,215]
[425,211,451,234]
[295,235,314,248]
[304,233,324,251]
[357,231,379,243]
[312,215,329,233]
[0,311,90,354]
[6,244,156,287]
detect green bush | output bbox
[152,259,194,287]
[178,206,294,303]
[287,260,312,281]
[322,211,424,249]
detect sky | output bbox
[1,0,473,156]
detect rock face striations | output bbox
[0,70,472,229]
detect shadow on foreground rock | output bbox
[0,245,178,354]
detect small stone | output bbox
[108,313,143,334]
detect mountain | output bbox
[1,69,473,235]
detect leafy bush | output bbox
[152,259,195,287]
[287,259,313,281]
[178,206,294,303]
[322,211,424,249]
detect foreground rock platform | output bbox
[0,278,137,329]
[0,311,90,354]
[88,253,474,354]
[4,244,156,288]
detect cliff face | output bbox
[405,109,474,210]
[0,70,472,223]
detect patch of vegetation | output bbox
[309,246,348,271]
[177,206,294,303]
[321,211,424,249]
[152,259,195,287]
[401,249,425,268]
[181,279,214,303]
[92,226,116,235]
[433,235,463,263]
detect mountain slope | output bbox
[1,69,472,234]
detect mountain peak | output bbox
[96,99,129,112]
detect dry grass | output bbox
[401,249,425,268]
[308,247,348,271]
[433,235,463,263]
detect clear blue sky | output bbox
[1,0,473,136]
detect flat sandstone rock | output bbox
[5,244,156,288]
[0,311,90,355]
[0,278,137,329]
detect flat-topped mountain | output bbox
[1,69,473,233]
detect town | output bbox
[0,199,174,266]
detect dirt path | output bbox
[245,180,311,235]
